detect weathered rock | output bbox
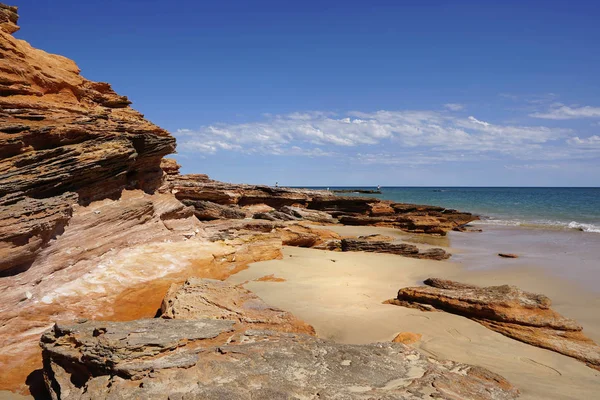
[0,7,176,274]
[341,239,451,260]
[312,239,343,251]
[253,210,299,221]
[163,173,477,234]
[277,224,341,248]
[41,320,519,400]
[279,205,336,223]
[160,278,315,335]
[0,4,19,34]
[159,157,181,176]
[181,199,246,220]
[387,278,600,370]
[0,193,75,275]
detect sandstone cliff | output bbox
[0,4,175,275]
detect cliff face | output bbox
[0,5,175,274]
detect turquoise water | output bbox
[301,187,600,233]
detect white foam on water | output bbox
[567,221,600,233]
[473,217,600,233]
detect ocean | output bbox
[301,187,600,233]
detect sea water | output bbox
[303,187,600,233]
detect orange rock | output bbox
[160,278,314,335]
[389,278,600,370]
[392,332,422,344]
[255,274,286,282]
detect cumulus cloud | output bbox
[530,104,600,120]
[175,109,578,163]
[444,103,465,111]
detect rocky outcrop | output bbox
[40,319,519,400]
[160,278,315,335]
[163,173,478,235]
[341,239,451,260]
[0,6,175,275]
[182,199,246,220]
[159,157,181,176]
[386,278,600,370]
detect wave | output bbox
[473,217,600,233]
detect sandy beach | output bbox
[228,225,600,400]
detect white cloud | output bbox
[175,109,576,162]
[530,105,600,120]
[444,103,465,111]
[567,135,600,148]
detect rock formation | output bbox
[159,278,315,335]
[0,5,175,275]
[341,238,451,260]
[386,278,600,370]
[40,318,519,399]
[162,169,478,235]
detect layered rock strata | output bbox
[162,169,478,234]
[341,238,451,260]
[0,6,175,275]
[40,319,519,400]
[160,278,315,335]
[386,278,600,370]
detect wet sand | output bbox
[228,225,600,400]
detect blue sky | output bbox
[14,0,600,186]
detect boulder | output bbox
[387,278,600,370]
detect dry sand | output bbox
[227,225,600,400]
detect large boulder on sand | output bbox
[386,278,600,370]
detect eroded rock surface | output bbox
[41,320,519,400]
[160,278,315,335]
[387,278,600,370]
[163,173,478,236]
[341,239,451,260]
[0,6,175,275]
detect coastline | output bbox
[227,225,600,400]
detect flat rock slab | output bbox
[386,278,600,370]
[41,323,519,400]
[159,278,315,335]
[41,319,235,380]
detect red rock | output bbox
[387,278,600,370]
